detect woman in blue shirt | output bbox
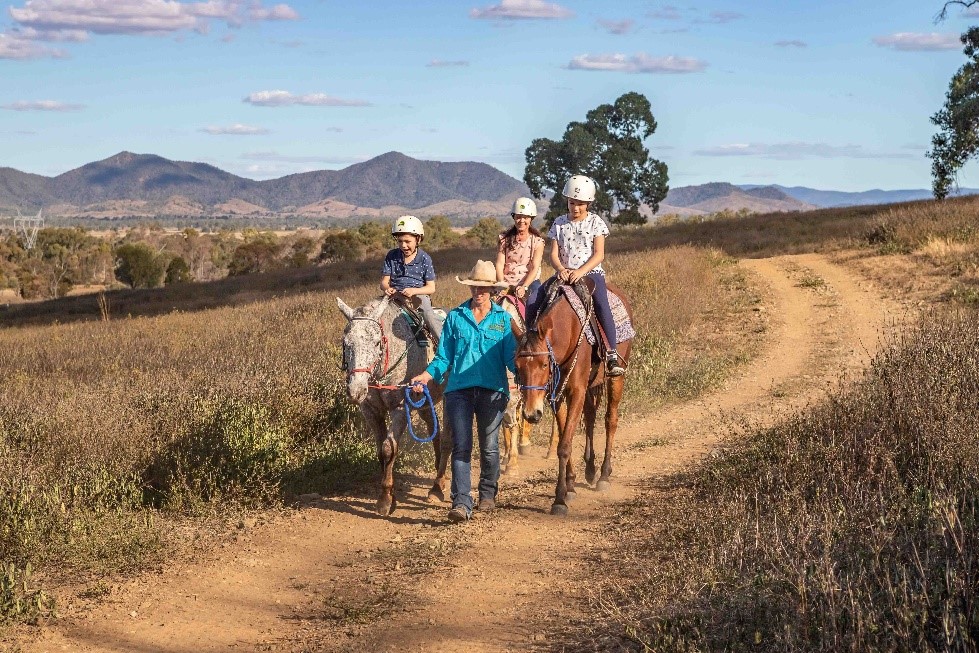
[410,260,516,522]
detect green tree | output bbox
[320,231,363,263]
[115,243,166,288]
[423,215,458,249]
[356,221,391,256]
[165,256,193,284]
[928,26,979,198]
[227,240,284,276]
[466,217,505,248]
[524,91,669,226]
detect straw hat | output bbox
[455,260,508,288]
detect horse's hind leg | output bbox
[517,411,533,456]
[544,416,559,460]
[598,376,624,492]
[583,384,602,486]
[428,409,451,504]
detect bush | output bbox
[115,243,166,288]
[147,398,292,508]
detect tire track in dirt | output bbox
[20,254,897,653]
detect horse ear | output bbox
[371,295,391,321]
[336,297,355,321]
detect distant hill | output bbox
[0,151,531,218]
[739,184,979,208]
[659,182,815,216]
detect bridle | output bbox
[516,294,593,413]
[345,315,391,381]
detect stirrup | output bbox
[606,352,625,377]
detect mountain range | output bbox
[0,151,971,222]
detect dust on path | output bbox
[20,253,899,653]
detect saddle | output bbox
[389,295,441,348]
[534,277,635,353]
[494,289,527,328]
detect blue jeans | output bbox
[444,387,507,515]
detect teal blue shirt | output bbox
[426,299,517,396]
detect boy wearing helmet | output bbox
[547,175,625,376]
[495,196,545,321]
[381,215,442,338]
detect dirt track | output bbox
[21,253,899,653]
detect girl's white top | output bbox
[547,212,610,274]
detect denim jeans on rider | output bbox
[445,386,508,516]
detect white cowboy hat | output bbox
[456,260,509,288]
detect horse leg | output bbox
[424,407,449,503]
[552,390,585,516]
[376,408,407,516]
[544,415,559,460]
[517,407,534,456]
[598,375,624,492]
[583,384,601,486]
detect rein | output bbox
[403,384,439,443]
[344,308,439,443]
[346,310,426,387]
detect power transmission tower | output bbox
[14,209,43,251]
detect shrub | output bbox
[115,243,166,288]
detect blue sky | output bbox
[1,0,978,192]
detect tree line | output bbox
[0,216,509,301]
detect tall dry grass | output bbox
[0,242,742,611]
[576,308,979,652]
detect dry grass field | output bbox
[4,193,978,648]
[0,239,746,627]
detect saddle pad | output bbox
[560,285,636,345]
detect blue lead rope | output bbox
[404,384,439,443]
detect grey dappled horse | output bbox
[336,295,451,516]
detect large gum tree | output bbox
[929,2,979,198]
[523,92,669,226]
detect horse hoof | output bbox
[565,491,577,503]
[544,452,556,461]
[518,445,532,456]
[504,465,519,477]
[376,497,394,515]
[550,504,569,517]
[426,488,445,504]
[596,480,612,492]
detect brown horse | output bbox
[516,280,632,516]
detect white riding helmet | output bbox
[392,215,424,238]
[510,197,538,218]
[562,175,597,203]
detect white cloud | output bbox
[568,53,707,74]
[470,0,573,20]
[695,10,744,24]
[873,32,960,51]
[243,90,371,107]
[201,123,270,135]
[1,99,83,111]
[694,142,915,160]
[596,18,636,35]
[426,59,470,67]
[648,5,682,20]
[6,0,298,37]
[0,30,67,58]
[775,39,806,48]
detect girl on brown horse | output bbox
[546,175,625,377]
[495,196,544,322]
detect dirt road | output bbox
[20,254,899,653]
